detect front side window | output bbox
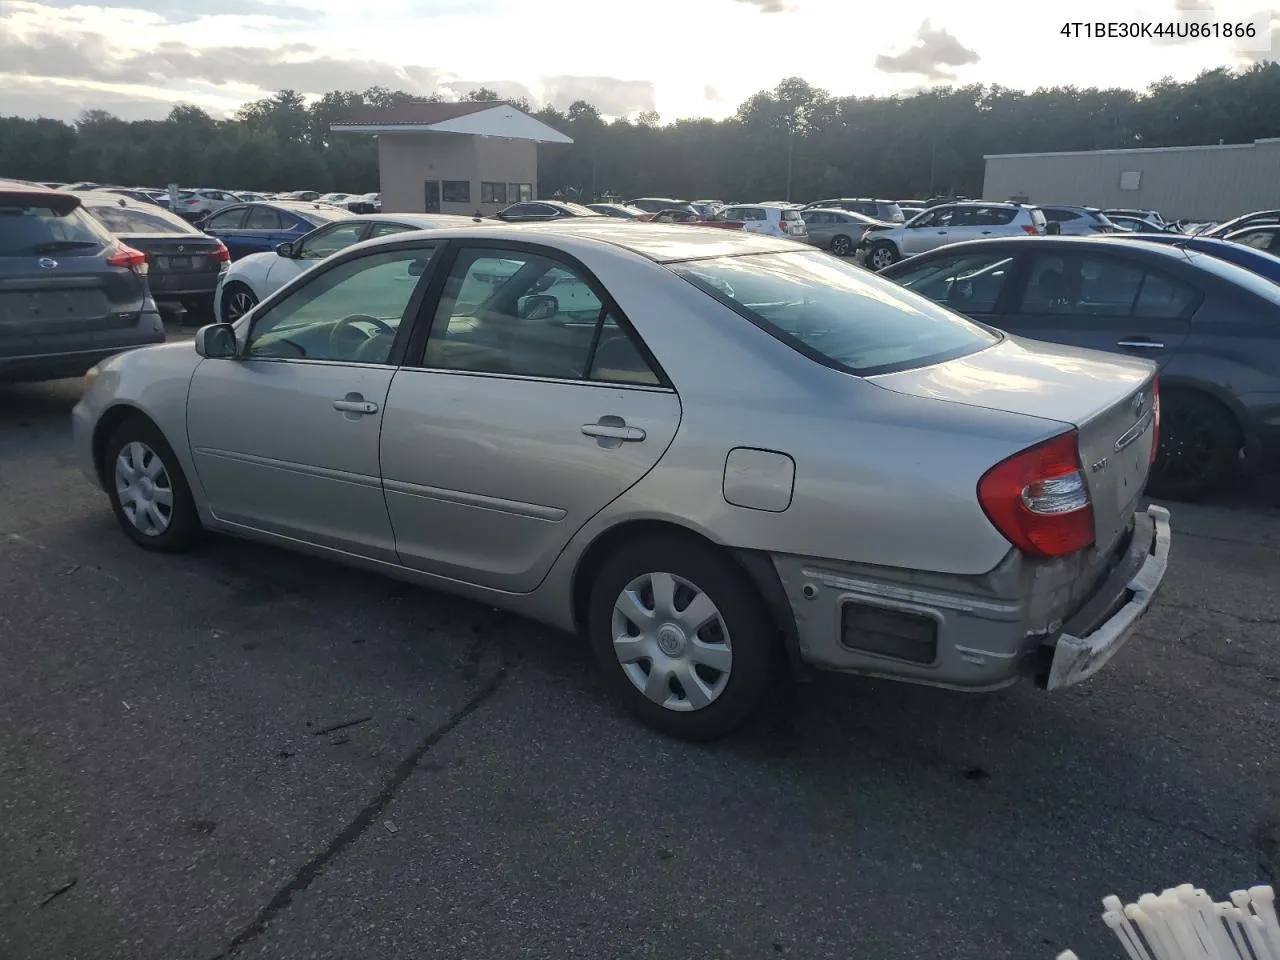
[673,250,998,376]
[422,246,659,384]
[442,181,471,203]
[297,221,367,260]
[890,253,1016,314]
[247,247,436,364]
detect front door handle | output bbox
[582,423,646,442]
[936,230,948,235]
[1116,339,1165,349]
[333,397,379,414]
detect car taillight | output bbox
[211,240,230,263]
[1150,376,1161,464]
[106,243,149,276]
[185,198,198,205]
[977,430,1095,559]
[1022,224,1040,235]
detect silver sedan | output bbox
[72,221,1172,740]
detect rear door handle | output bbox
[581,423,646,442]
[1116,339,1164,349]
[333,398,379,414]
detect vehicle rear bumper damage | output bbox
[770,504,1172,691]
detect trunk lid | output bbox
[869,335,1158,552]
[124,235,225,275]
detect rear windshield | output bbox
[0,199,110,256]
[877,202,905,222]
[671,250,998,376]
[86,203,198,236]
[780,209,804,221]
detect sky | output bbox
[0,0,1276,123]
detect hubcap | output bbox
[872,247,893,269]
[832,238,850,255]
[227,290,256,320]
[610,571,732,713]
[114,441,174,536]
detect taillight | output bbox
[1022,224,1040,235]
[211,240,230,263]
[1150,376,1161,464]
[106,243,149,276]
[977,430,1095,559]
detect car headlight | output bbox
[83,364,101,392]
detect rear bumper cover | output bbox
[1042,503,1171,690]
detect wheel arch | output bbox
[568,518,811,680]
[1159,376,1254,453]
[91,403,156,489]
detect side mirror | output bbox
[276,241,295,258]
[194,323,238,359]
[519,294,559,321]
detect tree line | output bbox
[3,62,1280,203]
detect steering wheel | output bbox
[329,314,394,358]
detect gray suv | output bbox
[1,184,164,382]
[1039,205,1119,235]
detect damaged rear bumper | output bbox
[1041,503,1172,690]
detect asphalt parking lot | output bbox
[1,350,1277,960]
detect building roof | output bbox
[984,137,1280,161]
[331,100,573,145]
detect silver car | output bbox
[800,208,884,256]
[72,221,1172,740]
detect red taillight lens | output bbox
[1022,224,1040,235]
[106,243,149,276]
[211,240,230,263]
[1150,376,1161,464]
[977,430,1095,559]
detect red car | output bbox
[651,208,744,230]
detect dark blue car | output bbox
[198,201,347,261]
[1102,232,1280,284]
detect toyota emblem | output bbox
[38,257,57,269]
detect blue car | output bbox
[1102,231,1280,284]
[197,201,347,261]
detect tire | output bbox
[220,282,258,323]
[103,417,202,552]
[868,241,899,270]
[587,535,782,741]
[1145,389,1241,501]
[830,234,854,257]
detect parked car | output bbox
[1223,224,1280,255]
[276,190,321,201]
[1105,208,1170,229]
[898,205,926,220]
[233,192,273,203]
[1098,230,1280,285]
[880,235,1280,498]
[176,188,240,220]
[346,193,381,214]
[197,200,348,261]
[648,209,745,231]
[1,184,164,382]
[716,203,807,240]
[57,182,103,192]
[1107,213,1176,234]
[626,197,696,215]
[73,220,1169,740]
[690,201,726,218]
[318,193,352,206]
[800,208,886,256]
[214,213,485,322]
[493,201,604,223]
[76,191,230,320]
[861,202,1047,270]
[586,203,650,220]
[805,198,905,223]
[1203,210,1280,238]
[1039,205,1120,235]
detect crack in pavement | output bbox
[1155,600,1280,627]
[1174,528,1280,552]
[208,666,508,959]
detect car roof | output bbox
[884,235,1205,263]
[0,181,73,201]
[348,219,803,263]
[380,213,486,227]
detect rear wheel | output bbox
[220,282,258,322]
[103,417,202,552]
[1145,390,1240,501]
[587,535,781,741]
[868,241,899,270]
[830,234,854,257]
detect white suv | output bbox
[860,202,1045,270]
[719,203,808,240]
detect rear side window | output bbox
[1019,254,1197,319]
[672,250,998,376]
[0,199,109,256]
[87,204,196,235]
[245,206,283,230]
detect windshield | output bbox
[0,199,111,255]
[671,250,998,376]
[86,203,198,235]
[560,202,603,217]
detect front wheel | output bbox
[587,536,781,741]
[868,241,899,270]
[104,417,202,552]
[830,234,854,257]
[220,282,258,323]
[1145,390,1240,501]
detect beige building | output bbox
[983,138,1280,220]
[331,101,573,216]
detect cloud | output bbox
[729,0,794,11]
[441,79,536,103]
[0,75,185,121]
[703,85,724,101]
[873,20,980,81]
[540,75,655,116]
[17,0,315,24]
[1151,0,1218,46]
[1234,8,1280,60]
[0,23,444,95]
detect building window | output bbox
[442,180,471,203]
[516,183,533,201]
[481,182,508,204]
[1119,171,1142,191]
